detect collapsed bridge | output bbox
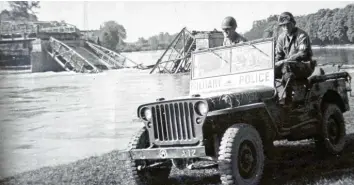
[149,27,224,74]
[0,21,145,73]
[1,21,225,74]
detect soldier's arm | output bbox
[275,36,285,62]
[223,39,227,46]
[286,33,311,61]
[240,35,248,42]
[233,34,247,44]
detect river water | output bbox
[0,48,353,179]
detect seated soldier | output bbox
[221,16,247,46]
[274,12,315,105]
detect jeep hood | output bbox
[147,85,276,104]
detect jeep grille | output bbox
[151,101,200,145]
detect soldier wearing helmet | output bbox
[221,16,247,46]
[274,12,315,105]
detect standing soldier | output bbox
[275,12,315,105]
[221,16,247,46]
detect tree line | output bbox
[119,32,179,52]
[244,4,354,45]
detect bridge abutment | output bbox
[31,39,65,73]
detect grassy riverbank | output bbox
[1,112,354,185]
[2,137,354,185]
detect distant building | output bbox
[80,30,100,43]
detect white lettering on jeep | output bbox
[190,78,221,91]
[238,71,270,85]
[190,70,273,94]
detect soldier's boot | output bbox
[292,84,307,107]
[285,87,293,106]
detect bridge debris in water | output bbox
[149,27,224,74]
[47,37,101,73]
[47,37,146,73]
[85,41,147,70]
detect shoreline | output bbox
[123,44,354,52]
[312,44,354,49]
[122,43,354,53]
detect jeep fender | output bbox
[206,102,278,145]
[320,90,348,112]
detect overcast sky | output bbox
[0,1,353,42]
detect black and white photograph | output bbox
[0,0,354,184]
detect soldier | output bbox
[221,16,247,46]
[274,12,315,105]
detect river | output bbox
[0,48,353,179]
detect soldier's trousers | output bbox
[275,61,314,104]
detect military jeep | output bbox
[121,38,352,185]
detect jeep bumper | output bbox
[117,146,206,160]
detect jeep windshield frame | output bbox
[189,38,275,95]
[191,38,275,80]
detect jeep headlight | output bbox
[141,107,152,121]
[195,101,208,116]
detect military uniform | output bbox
[275,27,314,80]
[275,12,315,105]
[223,32,247,46]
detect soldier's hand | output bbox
[275,60,285,67]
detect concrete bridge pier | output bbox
[31,39,65,73]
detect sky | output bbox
[0,1,353,42]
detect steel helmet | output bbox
[278,12,296,26]
[221,16,237,29]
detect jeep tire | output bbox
[218,124,265,185]
[128,127,172,185]
[315,103,346,155]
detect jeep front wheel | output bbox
[218,124,264,185]
[315,103,346,155]
[127,127,172,185]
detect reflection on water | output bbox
[313,48,354,65]
[0,48,353,178]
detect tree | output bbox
[99,20,127,51]
[137,37,148,46]
[148,37,159,50]
[346,5,354,42]
[7,1,40,21]
[330,8,348,44]
[0,10,11,21]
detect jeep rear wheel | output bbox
[218,124,264,185]
[127,127,172,185]
[315,103,346,155]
